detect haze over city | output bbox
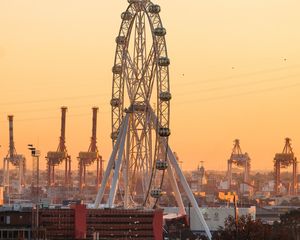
[0,0,300,171]
[1,1,300,240]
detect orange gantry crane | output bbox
[227,139,251,193]
[46,107,71,186]
[274,138,297,195]
[3,115,26,194]
[78,107,103,192]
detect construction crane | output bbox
[274,138,297,195]
[46,107,71,186]
[227,139,251,193]
[3,115,26,195]
[78,107,103,192]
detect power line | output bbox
[0,104,110,115]
[176,64,300,87]
[175,74,300,96]
[0,111,110,123]
[0,93,107,107]
[0,67,299,120]
[1,73,297,110]
[174,80,300,105]
[0,78,106,94]
[1,80,299,122]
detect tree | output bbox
[213,211,300,240]
[213,215,272,240]
[279,209,300,240]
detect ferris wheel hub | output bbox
[128,104,147,113]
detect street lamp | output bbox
[28,144,40,239]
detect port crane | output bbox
[227,139,251,194]
[274,138,297,195]
[3,115,26,195]
[78,107,103,192]
[46,107,71,186]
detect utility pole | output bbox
[28,144,40,240]
[234,194,239,240]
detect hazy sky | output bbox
[0,0,300,172]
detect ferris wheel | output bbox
[101,0,171,209]
[94,0,211,238]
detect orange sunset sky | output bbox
[0,0,300,172]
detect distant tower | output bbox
[274,138,297,195]
[46,107,71,186]
[227,139,251,192]
[78,107,103,192]
[199,161,205,188]
[174,152,183,169]
[3,115,26,194]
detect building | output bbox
[190,206,256,232]
[0,204,163,240]
[164,206,256,232]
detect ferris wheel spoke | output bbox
[134,45,156,102]
[124,50,139,101]
[133,11,146,74]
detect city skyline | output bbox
[0,0,300,171]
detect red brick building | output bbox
[0,205,163,240]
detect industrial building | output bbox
[0,204,163,240]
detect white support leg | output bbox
[166,159,186,216]
[94,114,128,208]
[167,147,212,240]
[124,123,131,208]
[108,115,129,207]
[148,107,211,239]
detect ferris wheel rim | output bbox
[110,0,171,208]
